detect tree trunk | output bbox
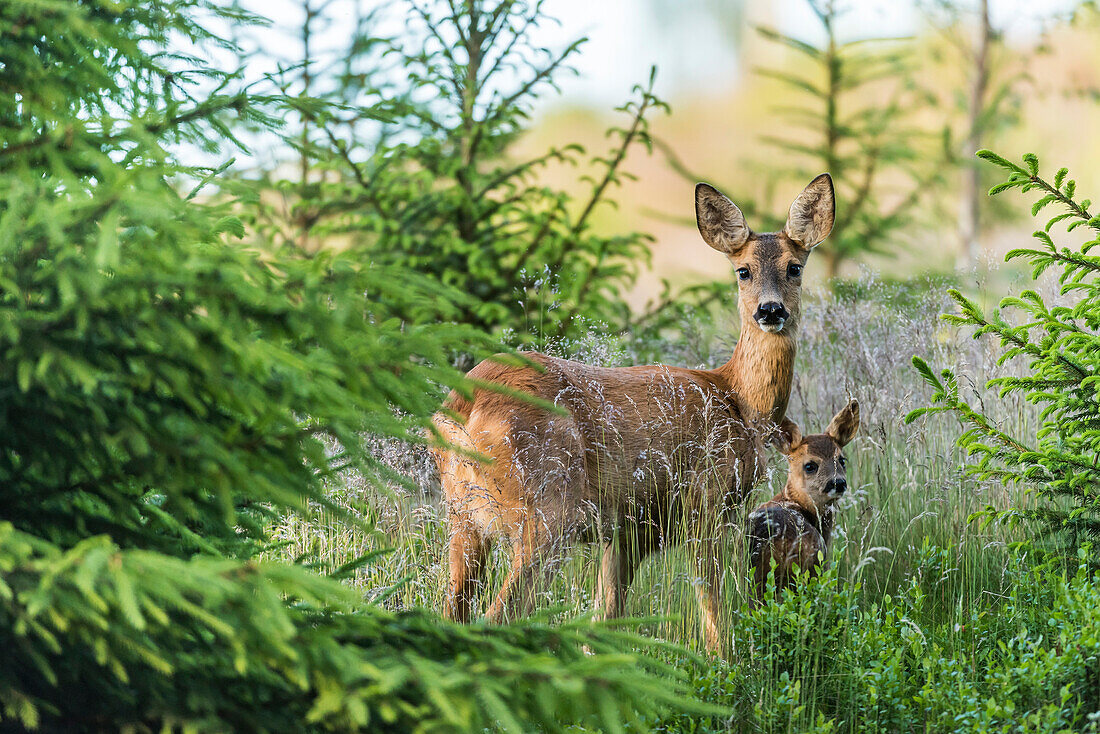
[958,0,991,270]
[824,247,841,281]
[298,0,316,251]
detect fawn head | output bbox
[695,174,834,334]
[774,399,859,510]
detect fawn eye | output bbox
[803,461,818,474]
[787,263,803,278]
[736,267,751,281]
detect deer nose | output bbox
[826,478,847,495]
[755,302,789,324]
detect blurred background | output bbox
[239,0,1100,309]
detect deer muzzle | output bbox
[754,301,790,332]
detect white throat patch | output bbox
[757,320,786,334]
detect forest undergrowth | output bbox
[268,271,1100,731]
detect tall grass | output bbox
[265,272,1100,730]
[269,272,1040,636]
[791,274,1040,619]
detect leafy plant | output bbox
[0,1,715,729]
[0,0,483,557]
[653,554,1100,734]
[908,150,1100,560]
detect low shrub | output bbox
[654,548,1100,733]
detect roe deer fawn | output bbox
[747,400,859,604]
[431,175,834,653]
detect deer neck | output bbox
[715,322,797,424]
[780,484,835,543]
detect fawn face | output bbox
[775,399,860,509]
[695,174,834,334]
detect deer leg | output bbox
[687,491,729,656]
[444,512,486,622]
[594,528,653,620]
[594,540,633,620]
[486,526,558,623]
[693,534,726,656]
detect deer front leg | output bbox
[444,512,486,622]
[486,550,538,623]
[693,534,727,656]
[486,524,563,623]
[686,488,729,656]
[593,528,653,620]
[594,541,628,620]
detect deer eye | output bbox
[838,455,847,467]
[736,267,751,281]
[787,263,803,278]
[803,461,818,474]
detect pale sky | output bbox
[242,0,1081,109]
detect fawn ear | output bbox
[696,183,752,255]
[825,399,860,447]
[784,173,834,249]
[772,418,803,455]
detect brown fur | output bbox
[432,176,834,654]
[747,400,860,603]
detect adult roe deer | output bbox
[431,175,834,653]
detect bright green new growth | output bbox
[3,523,723,732]
[909,149,1100,559]
[653,553,1100,733]
[0,0,713,729]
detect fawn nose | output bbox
[755,302,789,325]
[826,478,847,495]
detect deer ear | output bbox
[696,183,751,255]
[825,399,860,447]
[784,173,834,249]
[771,418,803,455]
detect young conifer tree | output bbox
[923,0,1080,269]
[665,0,940,279]
[0,1,715,729]
[909,150,1100,561]
[264,0,671,346]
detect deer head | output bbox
[774,399,860,511]
[695,174,834,335]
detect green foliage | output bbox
[654,552,1100,733]
[828,271,962,307]
[262,0,674,346]
[1,522,720,732]
[0,0,486,559]
[908,150,1100,560]
[0,1,713,729]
